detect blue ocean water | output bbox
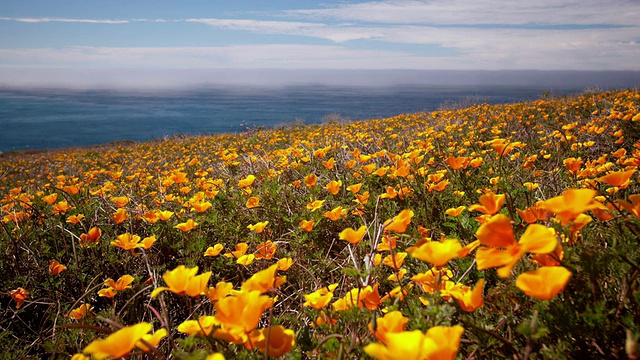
[0,85,583,152]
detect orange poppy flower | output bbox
[446,156,469,170]
[468,192,505,215]
[299,219,315,232]
[597,169,635,188]
[9,287,28,308]
[445,206,466,217]
[53,201,73,215]
[204,244,224,257]
[540,188,604,225]
[325,180,342,195]
[111,208,129,224]
[48,259,67,276]
[304,173,318,188]
[255,240,277,260]
[206,281,234,302]
[246,196,260,209]
[303,283,338,310]
[306,199,325,212]
[174,219,198,232]
[384,209,414,233]
[409,238,462,267]
[42,193,58,204]
[322,157,336,170]
[151,265,212,298]
[213,290,274,343]
[515,266,572,300]
[238,174,256,188]
[277,258,293,271]
[246,325,296,358]
[323,206,347,221]
[247,221,269,234]
[110,196,130,208]
[347,183,363,194]
[475,214,558,278]
[83,322,153,359]
[66,214,85,224]
[339,225,367,245]
[191,201,213,213]
[68,304,93,320]
[368,310,409,344]
[449,279,485,312]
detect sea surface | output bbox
[0,84,589,152]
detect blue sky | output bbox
[0,0,639,76]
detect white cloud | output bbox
[0,17,130,24]
[0,45,421,69]
[0,39,637,71]
[285,0,640,26]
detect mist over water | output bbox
[1,69,638,152]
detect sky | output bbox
[1,0,639,87]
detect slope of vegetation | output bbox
[2,89,640,359]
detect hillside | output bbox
[1,89,640,359]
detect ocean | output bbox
[0,84,590,152]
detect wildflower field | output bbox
[2,89,640,359]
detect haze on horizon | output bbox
[1,0,639,90]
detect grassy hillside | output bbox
[1,89,640,359]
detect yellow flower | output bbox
[445,206,466,217]
[468,192,505,215]
[174,219,198,232]
[365,325,464,360]
[306,199,325,212]
[515,266,572,300]
[299,219,315,232]
[368,310,409,344]
[409,238,462,267]
[241,264,285,293]
[214,290,274,343]
[246,196,260,208]
[323,206,347,221]
[384,209,414,233]
[339,225,367,245]
[255,240,277,260]
[104,274,135,291]
[247,221,269,234]
[247,325,296,358]
[540,188,604,225]
[277,257,293,271]
[178,315,219,336]
[136,328,167,352]
[303,283,338,310]
[325,180,342,195]
[475,214,558,278]
[111,208,129,224]
[238,174,256,188]
[449,279,485,312]
[111,233,142,251]
[204,243,224,257]
[151,265,212,298]
[83,322,152,360]
[68,304,93,320]
[206,281,234,302]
